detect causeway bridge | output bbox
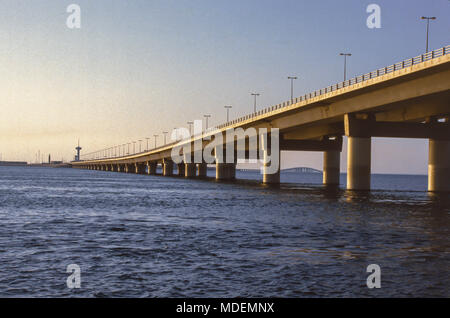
[72,46,450,192]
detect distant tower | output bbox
[75,140,82,161]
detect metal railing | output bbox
[80,45,449,162]
[215,45,449,130]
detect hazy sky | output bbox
[0,0,449,173]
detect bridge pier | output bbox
[347,136,371,190]
[135,163,146,174]
[345,114,372,191]
[163,159,174,176]
[185,163,196,178]
[177,163,185,177]
[323,150,340,186]
[428,139,450,192]
[147,162,157,175]
[215,163,236,180]
[215,163,227,180]
[197,163,207,178]
[125,163,133,173]
[262,137,280,185]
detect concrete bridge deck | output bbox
[72,46,450,192]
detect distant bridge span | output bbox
[72,46,450,192]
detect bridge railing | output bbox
[216,45,450,130]
[81,45,449,161]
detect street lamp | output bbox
[138,140,142,153]
[153,134,158,149]
[132,141,136,154]
[187,121,194,136]
[339,53,352,81]
[251,93,260,113]
[146,138,150,151]
[163,131,168,144]
[287,76,297,102]
[203,115,211,130]
[421,16,436,53]
[224,105,232,122]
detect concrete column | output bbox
[125,164,133,173]
[428,139,450,192]
[135,163,146,174]
[227,163,236,180]
[177,163,185,176]
[163,159,174,176]
[185,163,196,177]
[197,163,207,178]
[147,162,157,175]
[215,163,228,180]
[323,151,340,185]
[347,136,371,190]
[262,144,280,184]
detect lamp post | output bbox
[132,141,136,154]
[224,105,232,122]
[251,93,260,113]
[287,76,297,102]
[339,53,352,81]
[138,140,142,153]
[163,131,168,144]
[153,134,158,149]
[203,115,211,130]
[421,16,436,53]
[146,138,150,151]
[187,121,194,136]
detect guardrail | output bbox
[216,45,449,129]
[80,45,449,162]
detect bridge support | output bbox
[215,163,236,180]
[428,139,450,192]
[215,163,227,180]
[323,151,340,186]
[147,162,157,175]
[197,163,207,178]
[347,137,371,190]
[135,163,146,174]
[262,137,280,185]
[185,163,196,178]
[125,164,133,173]
[163,159,174,176]
[177,163,185,176]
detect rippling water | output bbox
[0,166,448,297]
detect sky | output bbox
[0,0,449,173]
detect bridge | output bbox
[72,45,450,192]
